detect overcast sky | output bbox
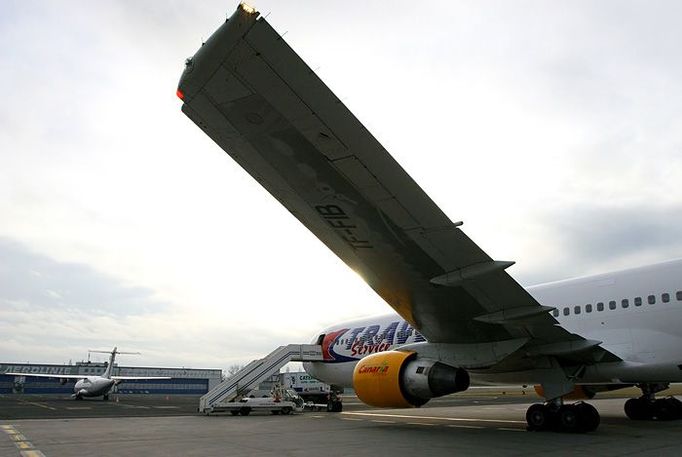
[1,1,681,371]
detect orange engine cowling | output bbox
[353,351,470,408]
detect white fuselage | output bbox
[305,259,682,388]
[73,376,116,398]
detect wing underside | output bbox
[111,376,171,380]
[4,373,85,379]
[177,5,619,367]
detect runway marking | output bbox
[20,451,46,457]
[5,424,49,456]
[114,403,151,409]
[18,400,57,411]
[407,422,435,426]
[310,415,325,418]
[448,424,484,429]
[341,418,364,421]
[496,427,524,432]
[371,420,396,424]
[343,411,526,424]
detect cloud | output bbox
[1,1,682,371]
[0,237,332,369]
[0,237,166,316]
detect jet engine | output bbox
[352,351,469,408]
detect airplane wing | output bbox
[177,5,618,365]
[4,373,86,379]
[110,376,171,381]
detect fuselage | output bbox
[305,259,682,388]
[73,376,116,398]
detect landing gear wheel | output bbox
[558,405,579,432]
[575,402,600,432]
[624,398,649,420]
[526,404,550,431]
[103,394,109,401]
[527,402,600,432]
[239,407,251,416]
[271,410,281,415]
[230,410,239,416]
[665,397,682,419]
[281,407,292,415]
[653,398,676,421]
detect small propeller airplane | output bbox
[5,347,170,400]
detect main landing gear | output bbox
[526,400,600,433]
[624,384,682,421]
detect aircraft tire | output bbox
[558,405,580,432]
[653,398,676,420]
[575,402,600,432]
[665,397,682,419]
[239,407,251,416]
[526,404,550,431]
[625,398,650,420]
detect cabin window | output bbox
[597,302,604,312]
[635,297,642,307]
[574,305,581,315]
[677,291,682,301]
[621,299,629,308]
[648,295,656,304]
[662,293,670,303]
[585,304,593,313]
[609,300,616,310]
[552,309,559,317]
[563,307,570,316]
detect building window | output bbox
[648,295,656,304]
[622,299,629,308]
[662,293,670,303]
[585,304,593,313]
[563,307,570,316]
[635,297,642,307]
[574,305,581,315]
[609,300,616,310]
[597,302,604,312]
[552,309,559,317]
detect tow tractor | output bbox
[205,386,305,416]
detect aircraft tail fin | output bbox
[89,347,141,379]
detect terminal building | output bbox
[0,361,223,395]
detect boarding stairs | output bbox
[199,344,323,414]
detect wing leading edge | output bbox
[178,5,619,365]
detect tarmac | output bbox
[1,391,681,456]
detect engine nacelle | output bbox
[353,351,469,408]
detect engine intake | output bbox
[353,351,469,408]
